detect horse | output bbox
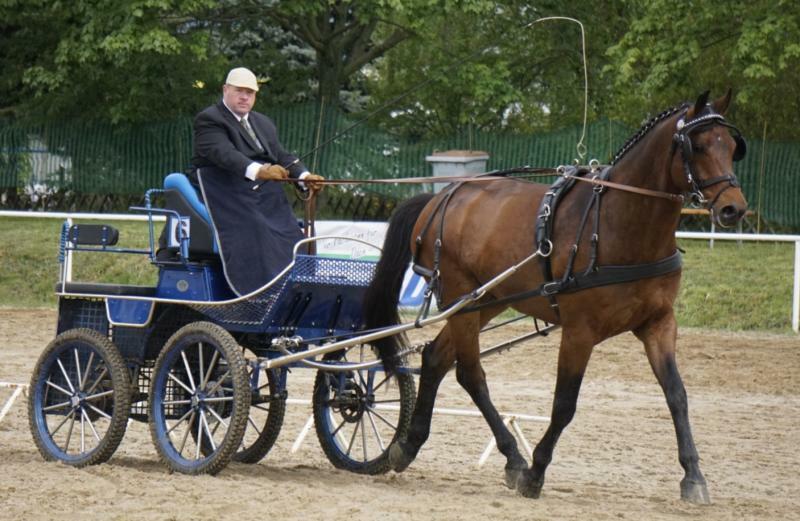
[363,90,748,503]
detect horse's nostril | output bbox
[720,205,743,223]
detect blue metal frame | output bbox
[56,182,380,370]
[155,264,233,301]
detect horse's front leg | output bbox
[517,329,593,498]
[635,312,710,504]
[388,326,455,472]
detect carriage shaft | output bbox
[262,249,544,370]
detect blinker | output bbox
[733,135,746,162]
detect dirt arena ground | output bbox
[1,308,798,520]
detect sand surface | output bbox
[1,308,798,520]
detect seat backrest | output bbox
[163,173,218,258]
[164,173,212,223]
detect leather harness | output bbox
[408,106,745,320]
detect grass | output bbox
[675,238,794,330]
[0,218,157,308]
[0,216,796,332]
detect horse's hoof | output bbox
[516,470,543,499]
[504,466,524,489]
[681,478,711,505]
[388,441,414,473]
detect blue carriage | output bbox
[27,174,415,475]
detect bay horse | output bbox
[363,91,747,503]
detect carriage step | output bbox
[56,282,157,297]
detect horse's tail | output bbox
[364,193,435,375]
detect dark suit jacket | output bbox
[191,101,308,179]
[187,101,307,296]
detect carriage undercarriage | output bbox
[27,180,557,476]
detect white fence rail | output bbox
[675,231,800,333]
[2,211,798,332]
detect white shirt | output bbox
[221,99,310,183]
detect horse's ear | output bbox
[712,88,733,115]
[689,90,711,118]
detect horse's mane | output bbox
[611,103,689,165]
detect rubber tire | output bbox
[148,321,249,475]
[233,357,285,464]
[28,328,131,467]
[313,356,415,475]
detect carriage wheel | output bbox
[27,328,131,467]
[312,345,415,474]
[233,351,286,463]
[148,322,249,475]
[194,350,286,463]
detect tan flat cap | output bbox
[225,67,259,91]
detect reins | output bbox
[560,171,685,203]
[278,165,685,204]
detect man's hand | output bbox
[304,173,325,194]
[256,163,289,181]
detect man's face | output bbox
[223,84,256,117]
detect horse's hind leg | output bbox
[451,314,528,486]
[517,329,593,498]
[388,324,456,472]
[634,313,710,504]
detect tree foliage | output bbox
[0,0,228,124]
[0,0,798,140]
[605,0,800,139]
[362,1,631,138]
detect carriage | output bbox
[27,168,558,476]
[28,90,748,504]
[26,172,423,475]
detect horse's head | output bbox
[670,90,748,227]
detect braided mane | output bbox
[611,104,688,165]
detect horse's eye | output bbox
[693,145,705,154]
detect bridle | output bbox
[671,107,747,207]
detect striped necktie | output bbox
[241,117,264,153]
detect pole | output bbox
[756,121,767,234]
[793,241,799,333]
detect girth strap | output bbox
[458,251,683,314]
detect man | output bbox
[191,66,323,296]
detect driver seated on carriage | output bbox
[158,67,323,297]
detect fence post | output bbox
[793,240,799,333]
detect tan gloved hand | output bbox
[256,163,289,181]
[304,173,325,194]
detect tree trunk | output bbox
[317,49,344,105]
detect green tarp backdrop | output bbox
[1,102,797,228]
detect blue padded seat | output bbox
[163,173,218,257]
[164,173,212,223]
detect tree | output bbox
[364,1,630,138]
[212,1,497,108]
[0,0,226,124]
[604,0,800,139]
[0,0,498,122]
